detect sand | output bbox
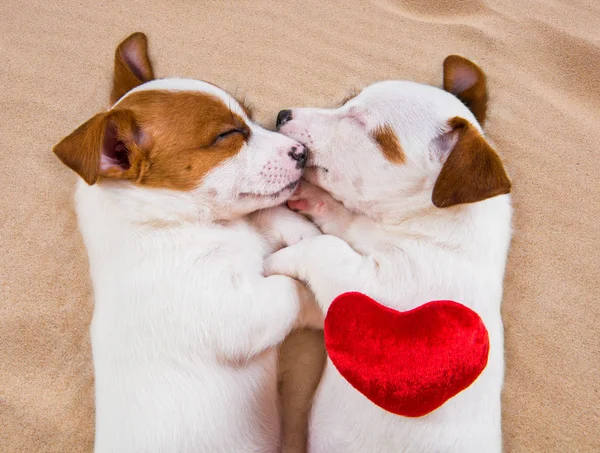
[1,0,598,451]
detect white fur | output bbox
[270,80,512,452]
[78,79,323,452]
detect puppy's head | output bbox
[276,56,510,220]
[54,33,307,219]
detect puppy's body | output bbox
[272,57,512,452]
[54,34,321,452]
[80,181,313,453]
[293,195,510,453]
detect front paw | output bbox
[280,212,322,247]
[264,243,305,280]
[287,181,340,227]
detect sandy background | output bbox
[1,0,599,451]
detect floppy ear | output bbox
[443,55,487,125]
[53,110,147,185]
[432,117,511,208]
[110,32,155,105]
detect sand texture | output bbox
[1,0,598,451]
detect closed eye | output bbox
[214,128,245,144]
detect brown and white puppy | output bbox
[53,33,322,453]
[270,56,512,453]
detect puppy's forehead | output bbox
[357,80,480,131]
[113,78,247,118]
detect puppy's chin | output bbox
[239,179,301,200]
[225,179,301,218]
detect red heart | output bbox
[324,292,489,417]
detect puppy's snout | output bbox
[276,109,293,130]
[288,145,308,168]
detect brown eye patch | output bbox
[113,90,250,190]
[215,128,244,141]
[372,125,406,165]
[212,126,250,146]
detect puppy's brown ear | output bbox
[53,110,147,185]
[432,117,511,208]
[110,32,155,105]
[443,55,487,125]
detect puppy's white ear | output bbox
[53,110,148,185]
[432,117,510,208]
[110,32,155,105]
[443,55,487,125]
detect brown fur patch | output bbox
[373,125,406,164]
[432,117,511,208]
[197,82,253,119]
[52,113,109,185]
[443,55,488,125]
[53,90,249,190]
[110,33,155,105]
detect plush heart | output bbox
[324,292,490,417]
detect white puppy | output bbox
[270,55,512,453]
[53,32,322,453]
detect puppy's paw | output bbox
[264,244,305,280]
[279,211,322,247]
[287,181,340,227]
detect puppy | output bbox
[269,56,512,453]
[53,32,322,453]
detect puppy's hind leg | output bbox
[278,329,327,453]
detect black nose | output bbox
[288,145,308,168]
[276,109,293,130]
